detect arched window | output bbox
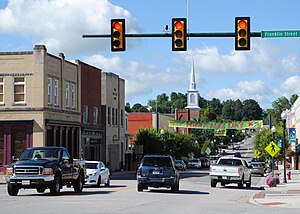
[190,94,195,104]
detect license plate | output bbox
[222,176,228,179]
[152,171,161,174]
[22,180,30,185]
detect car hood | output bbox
[86,169,98,174]
[13,159,59,168]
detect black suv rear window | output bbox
[142,157,172,167]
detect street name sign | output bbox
[262,30,300,38]
[265,141,281,157]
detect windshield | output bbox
[19,148,60,161]
[86,163,98,169]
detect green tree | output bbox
[208,98,223,116]
[234,99,243,121]
[242,99,263,120]
[222,99,235,120]
[131,103,149,112]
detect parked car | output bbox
[85,161,110,187]
[175,160,186,171]
[137,155,180,192]
[210,156,252,188]
[199,157,210,168]
[187,159,202,169]
[250,162,265,177]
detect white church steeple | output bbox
[186,60,200,110]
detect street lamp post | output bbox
[281,110,288,183]
[271,126,276,176]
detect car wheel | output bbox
[73,172,84,193]
[137,184,143,192]
[97,176,101,187]
[221,182,225,187]
[176,182,180,192]
[171,184,177,193]
[105,176,110,187]
[7,183,19,196]
[36,187,46,193]
[246,176,251,188]
[238,178,244,189]
[210,179,217,188]
[50,175,61,196]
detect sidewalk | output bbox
[250,165,300,208]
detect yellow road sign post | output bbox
[265,141,281,177]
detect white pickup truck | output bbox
[209,156,252,188]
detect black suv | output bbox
[136,155,180,192]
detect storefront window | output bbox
[11,130,26,158]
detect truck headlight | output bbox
[6,167,13,175]
[43,168,54,175]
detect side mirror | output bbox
[12,156,19,162]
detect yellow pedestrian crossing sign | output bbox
[254,150,261,158]
[265,141,281,157]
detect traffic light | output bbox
[172,18,187,51]
[111,19,125,52]
[235,17,250,51]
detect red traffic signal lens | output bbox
[238,20,247,29]
[112,22,121,30]
[175,21,183,30]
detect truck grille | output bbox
[14,166,42,176]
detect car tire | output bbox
[97,176,101,187]
[105,176,110,187]
[137,184,143,192]
[7,183,19,196]
[221,182,225,187]
[73,172,84,193]
[36,187,46,193]
[176,182,180,192]
[171,184,177,193]
[246,176,251,188]
[211,179,217,188]
[50,175,61,196]
[238,178,244,189]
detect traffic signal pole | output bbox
[83,32,261,38]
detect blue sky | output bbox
[0,0,300,110]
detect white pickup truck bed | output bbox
[209,156,252,188]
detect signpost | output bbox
[262,30,300,38]
[265,141,281,176]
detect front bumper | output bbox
[85,175,98,185]
[5,174,55,188]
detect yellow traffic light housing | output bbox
[172,18,187,51]
[235,17,250,51]
[111,19,125,52]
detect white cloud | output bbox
[280,76,300,95]
[206,80,272,105]
[82,54,191,101]
[180,47,253,74]
[282,54,300,72]
[0,0,141,55]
